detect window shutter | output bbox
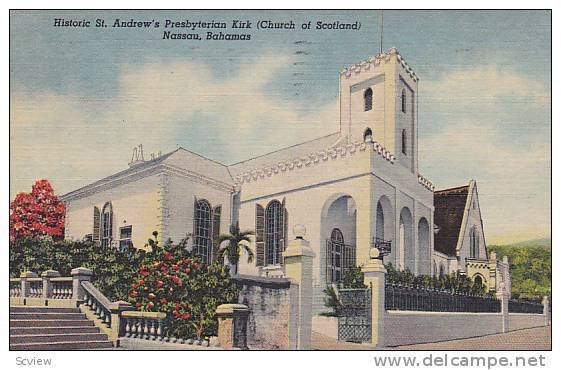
[255,204,265,266]
[192,196,198,250]
[93,206,100,244]
[212,205,221,262]
[278,198,287,265]
[283,200,288,246]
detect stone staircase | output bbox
[10,306,114,350]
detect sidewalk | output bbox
[312,326,551,350]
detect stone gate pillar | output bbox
[496,282,509,333]
[283,225,315,350]
[361,247,386,348]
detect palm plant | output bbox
[216,222,254,275]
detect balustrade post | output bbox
[20,271,38,303]
[216,303,250,349]
[41,270,60,304]
[542,296,550,326]
[496,282,509,333]
[361,247,386,348]
[71,267,93,307]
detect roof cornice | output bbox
[234,140,396,185]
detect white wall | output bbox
[508,313,547,332]
[64,174,162,250]
[385,311,504,347]
[382,311,547,347]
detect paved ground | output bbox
[312,326,551,350]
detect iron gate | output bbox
[337,288,371,343]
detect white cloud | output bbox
[422,65,550,107]
[419,66,551,243]
[10,54,339,198]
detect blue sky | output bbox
[10,10,551,243]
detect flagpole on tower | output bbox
[380,10,384,54]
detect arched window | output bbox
[401,129,407,155]
[364,88,373,111]
[265,200,284,265]
[401,89,407,113]
[363,127,373,142]
[193,199,212,264]
[469,227,479,259]
[101,202,113,248]
[433,260,438,277]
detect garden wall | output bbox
[384,310,548,347]
[508,313,547,332]
[234,274,298,350]
[384,311,504,347]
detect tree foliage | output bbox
[216,222,254,274]
[488,243,551,302]
[129,232,238,340]
[10,179,65,243]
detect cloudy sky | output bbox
[10,10,551,244]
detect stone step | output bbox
[9,340,114,351]
[10,333,109,345]
[11,326,101,335]
[10,312,86,320]
[11,319,94,328]
[10,306,80,313]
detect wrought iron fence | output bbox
[384,283,501,313]
[508,300,544,314]
[337,288,371,343]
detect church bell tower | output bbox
[338,47,419,173]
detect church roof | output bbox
[227,132,341,176]
[433,184,470,257]
[61,147,234,201]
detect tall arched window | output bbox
[101,202,113,248]
[265,200,284,265]
[193,199,212,264]
[328,228,345,283]
[401,129,407,155]
[469,227,479,259]
[364,88,373,111]
[401,89,407,113]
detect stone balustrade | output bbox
[121,311,168,341]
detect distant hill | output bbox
[509,238,551,249]
[488,237,551,249]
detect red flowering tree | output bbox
[10,179,65,243]
[129,232,238,340]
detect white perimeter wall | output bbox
[384,311,546,347]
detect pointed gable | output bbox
[433,184,470,256]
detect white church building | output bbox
[62,47,506,306]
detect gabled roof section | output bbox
[433,184,470,256]
[61,147,234,201]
